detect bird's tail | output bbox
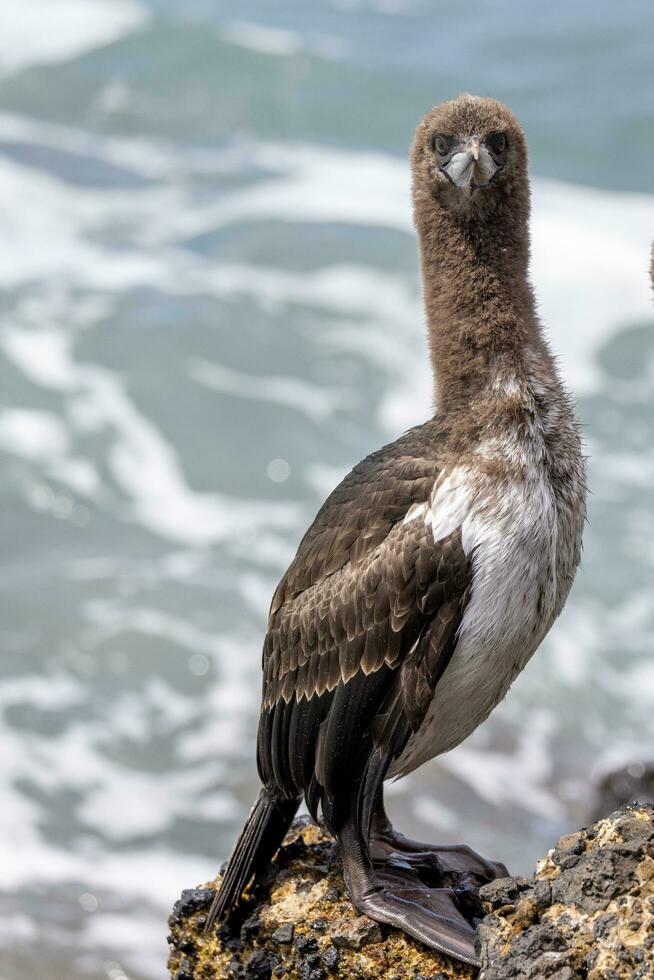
[205,786,299,932]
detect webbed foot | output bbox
[350,866,479,966]
[339,815,481,966]
[370,812,508,885]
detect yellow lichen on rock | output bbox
[478,805,654,980]
[168,818,475,979]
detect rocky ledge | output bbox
[168,805,654,980]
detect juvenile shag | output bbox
[207,95,586,966]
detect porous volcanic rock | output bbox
[477,805,654,979]
[168,806,654,980]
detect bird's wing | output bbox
[257,422,472,826]
[269,421,442,615]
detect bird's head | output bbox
[412,94,527,217]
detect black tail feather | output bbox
[205,786,299,932]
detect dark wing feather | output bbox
[257,421,471,832]
[269,422,441,615]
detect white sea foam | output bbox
[0,408,70,458]
[0,0,149,74]
[0,656,245,977]
[0,407,103,499]
[220,20,346,60]
[331,0,425,14]
[0,112,192,178]
[220,20,306,57]
[1,320,301,547]
[189,357,353,423]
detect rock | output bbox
[270,923,293,945]
[478,805,654,979]
[330,915,382,950]
[322,944,339,968]
[167,818,474,979]
[167,806,654,980]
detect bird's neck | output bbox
[416,189,542,428]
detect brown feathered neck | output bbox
[412,96,542,432]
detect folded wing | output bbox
[257,422,471,831]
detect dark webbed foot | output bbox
[349,865,479,966]
[369,811,508,885]
[339,816,481,967]
[337,802,510,965]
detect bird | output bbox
[206,94,587,967]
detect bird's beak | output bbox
[440,135,498,189]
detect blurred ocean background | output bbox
[0,1,653,977]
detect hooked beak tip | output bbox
[470,137,481,162]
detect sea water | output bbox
[0,1,653,977]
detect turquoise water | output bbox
[0,2,653,977]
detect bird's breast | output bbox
[392,439,563,776]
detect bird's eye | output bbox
[488,132,508,156]
[432,134,450,156]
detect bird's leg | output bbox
[338,804,479,967]
[368,787,508,889]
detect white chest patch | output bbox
[393,441,559,777]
